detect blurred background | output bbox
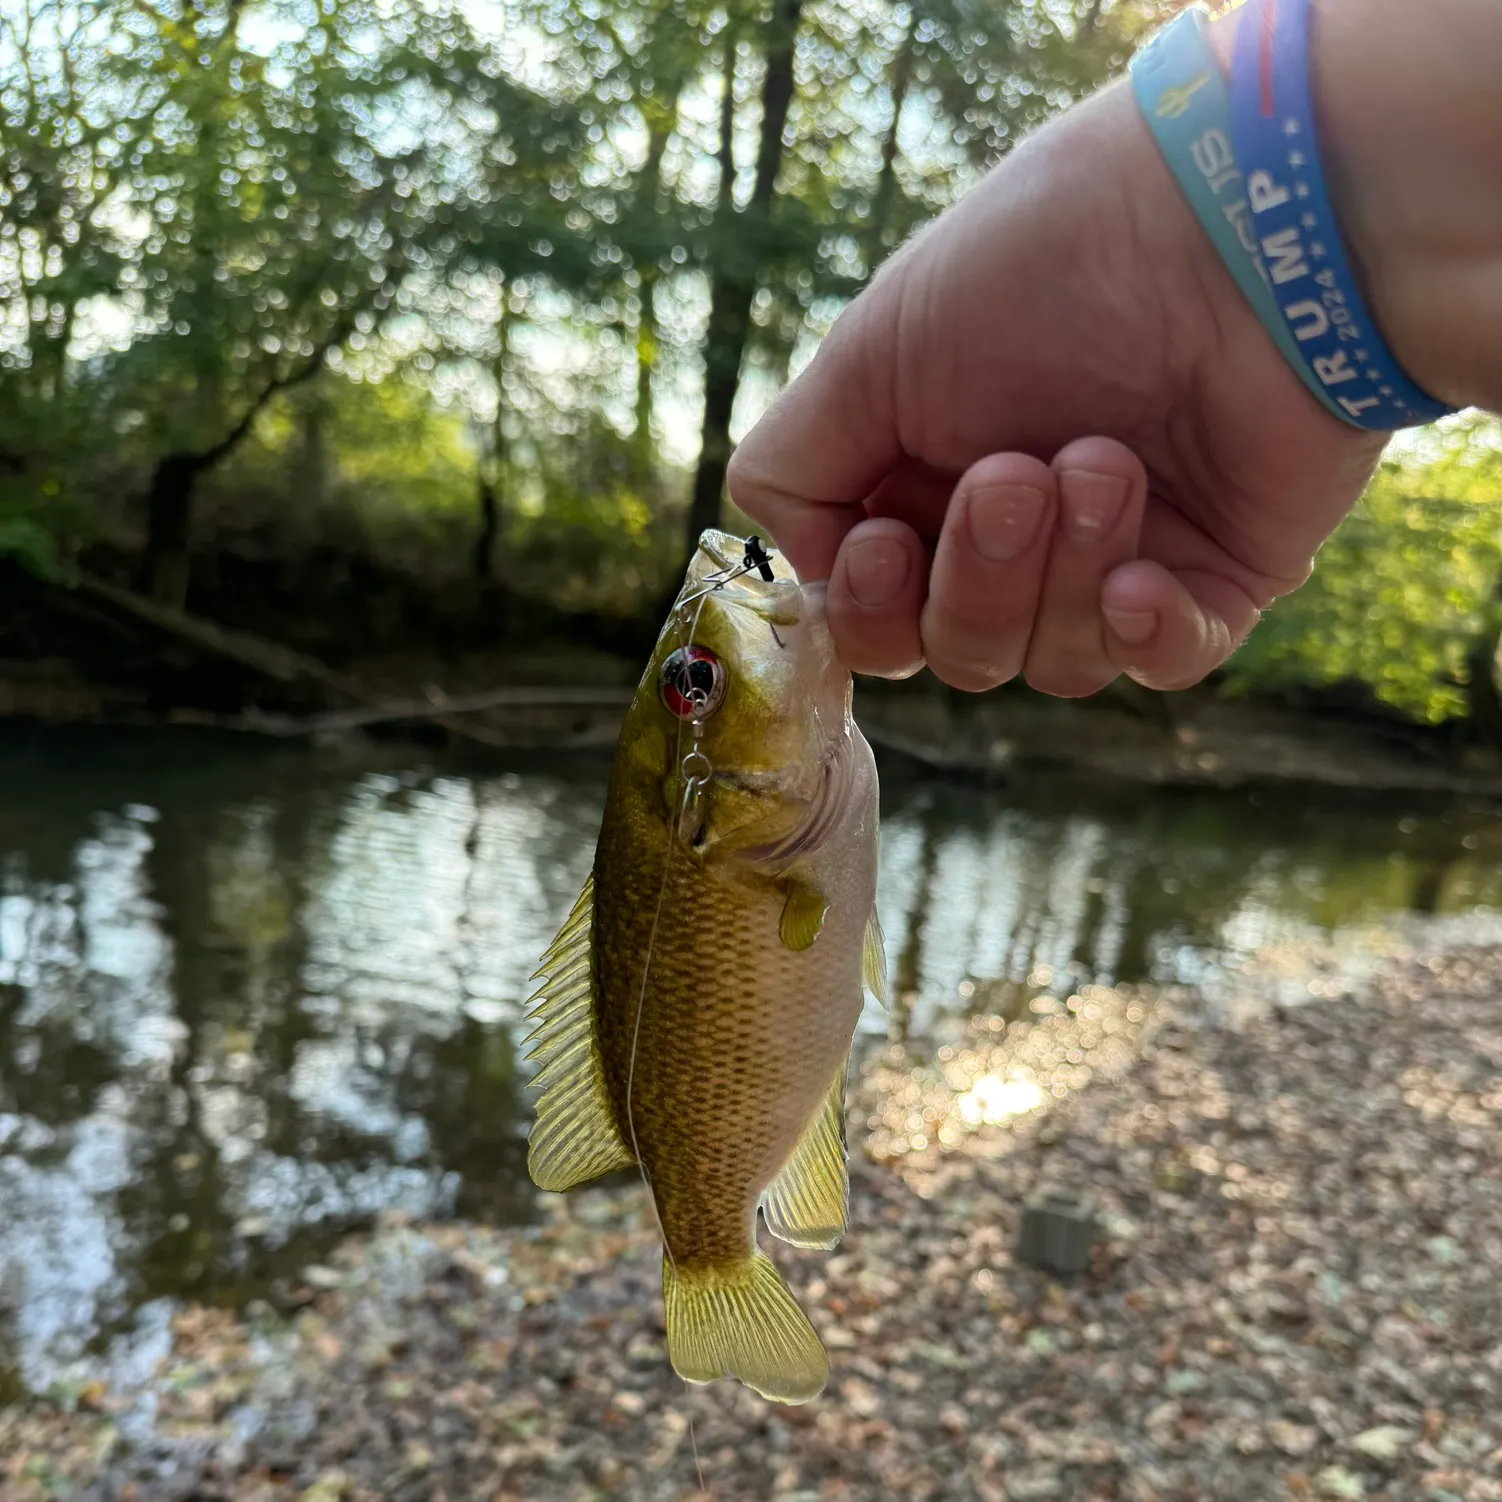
[5,0,1502,738]
[4,0,1502,1483]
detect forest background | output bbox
[5,0,1502,749]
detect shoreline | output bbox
[5,559,1499,797]
[3,671,1501,800]
[4,926,1500,1500]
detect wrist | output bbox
[1210,0,1502,415]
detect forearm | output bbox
[1210,0,1502,415]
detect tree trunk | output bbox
[867,12,916,271]
[687,273,749,550]
[477,313,511,585]
[474,478,499,580]
[300,396,329,509]
[634,268,660,463]
[139,346,338,607]
[683,0,802,559]
[633,75,683,468]
[141,452,204,610]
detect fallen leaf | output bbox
[1351,1426,1415,1462]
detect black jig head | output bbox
[744,535,775,582]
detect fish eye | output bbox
[659,645,726,720]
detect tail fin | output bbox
[662,1250,829,1404]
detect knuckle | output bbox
[724,444,763,507]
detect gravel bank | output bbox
[4,941,1501,1502]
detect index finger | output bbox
[725,297,903,583]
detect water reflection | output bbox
[0,727,1499,1389]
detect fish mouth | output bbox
[679,531,803,621]
[736,729,852,870]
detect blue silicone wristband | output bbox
[1226,0,1455,429]
[1129,7,1351,424]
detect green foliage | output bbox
[199,375,481,572]
[0,0,603,581]
[507,410,684,616]
[0,509,62,578]
[1223,418,1502,724]
[194,370,678,617]
[11,0,1498,738]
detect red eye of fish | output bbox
[660,645,725,720]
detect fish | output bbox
[522,528,886,1405]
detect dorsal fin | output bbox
[522,873,635,1191]
[760,1054,849,1250]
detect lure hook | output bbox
[675,534,778,614]
[744,535,775,582]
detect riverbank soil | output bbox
[3,936,1500,1500]
[4,558,1500,794]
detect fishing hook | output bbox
[674,535,779,614]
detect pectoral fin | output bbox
[862,906,888,1010]
[522,873,635,1192]
[778,879,829,952]
[760,1055,849,1250]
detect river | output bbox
[1,724,1500,1398]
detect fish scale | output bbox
[522,529,886,1404]
[594,856,850,1266]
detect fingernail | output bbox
[1103,603,1156,645]
[845,537,911,607]
[967,483,1046,563]
[1060,472,1130,545]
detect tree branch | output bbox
[193,317,354,472]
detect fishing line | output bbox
[624,540,771,1188]
[620,538,774,1501]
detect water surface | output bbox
[1,725,1499,1392]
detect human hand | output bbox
[728,0,1499,696]
[728,78,1383,696]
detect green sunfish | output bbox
[523,529,885,1404]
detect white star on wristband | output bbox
[1288,150,1305,168]
[1283,117,1299,134]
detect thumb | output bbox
[726,295,904,583]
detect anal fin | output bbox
[760,1055,849,1251]
[523,873,635,1191]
